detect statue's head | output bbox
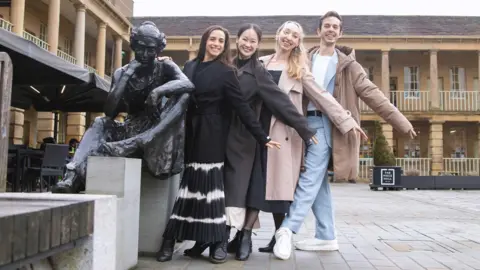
[130,21,167,66]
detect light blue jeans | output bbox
[281,116,336,240]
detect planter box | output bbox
[434,176,480,189]
[370,166,402,189]
[401,176,435,189]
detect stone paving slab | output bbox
[137,184,480,269]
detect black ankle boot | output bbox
[209,240,228,264]
[227,230,242,253]
[235,229,252,261]
[209,226,229,264]
[184,242,210,257]
[258,235,275,253]
[156,238,175,262]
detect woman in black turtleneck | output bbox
[183,23,317,262]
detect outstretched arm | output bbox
[350,61,413,135]
[255,67,315,142]
[223,67,271,146]
[302,70,359,135]
[146,59,194,107]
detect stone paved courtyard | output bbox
[138,183,480,269]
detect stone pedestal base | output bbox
[138,170,180,255]
[85,156,141,270]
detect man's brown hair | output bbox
[318,11,343,30]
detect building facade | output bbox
[1,0,134,147]
[3,11,480,178]
[134,15,480,177]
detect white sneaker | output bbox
[273,227,293,260]
[295,239,339,251]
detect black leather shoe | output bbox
[184,242,210,257]
[209,240,228,264]
[227,230,242,253]
[258,235,275,253]
[235,229,252,261]
[156,238,175,262]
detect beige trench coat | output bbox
[260,55,358,201]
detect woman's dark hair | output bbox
[196,25,232,66]
[236,23,262,66]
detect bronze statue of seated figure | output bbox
[52,21,194,193]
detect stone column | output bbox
[381,122,394,149]
[96,22,107,77]
[478,51,480,84]
[430,50,440,110]
[380,50,393,150]
[188,50,197,60]
[114,36,123,70]
[129,50,135,61]
[47,0,61,54]
[36,112,55,143]
[73,3,86,67]
[429,121,444,175]
[9,108,24,145]
[44,0,60,137]
[381,49,390,98]
[66,113,86,142]
[10,0,25,35]
[476,123,480,158]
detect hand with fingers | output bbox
[266,140,281,149]
[350,126,369,141]
[306,135,319,146]
[157,56,172,61]
[408,129,417,139]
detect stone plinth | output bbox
[85,156,141,270]
[138,171,180,255]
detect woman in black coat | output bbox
[183,23,317,261]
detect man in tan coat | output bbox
[274,11,416,260]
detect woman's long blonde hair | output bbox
[274,21,308,80]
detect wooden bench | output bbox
[0,198,94,269]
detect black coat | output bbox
[224,58,315,208]
[181,59,270,164]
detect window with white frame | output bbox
[39,23,47,42]
[474,77,479,92]
[359,127,373,158]
[449,66,466,98]
[403,138,421,158]
[403,66,420,98]
[64,39,73,55]
[447,127,467,158]
[85,52,92,66]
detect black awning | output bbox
[0,28,90,85]
[11,73,111,112]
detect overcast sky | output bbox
[133,0,480,17]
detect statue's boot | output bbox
[51,164,84,193]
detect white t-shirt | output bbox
[307,54,332,111]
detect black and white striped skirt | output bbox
[163,162,227,242]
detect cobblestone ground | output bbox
[138,184,480,270]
